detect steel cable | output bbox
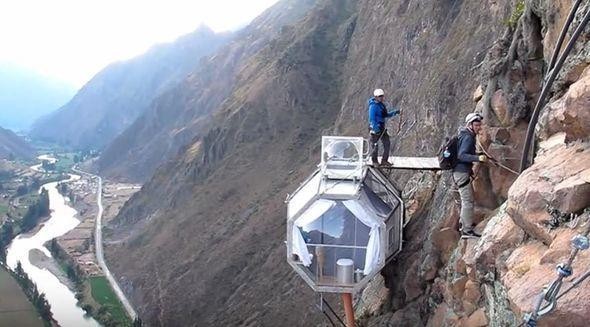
[547,0,585,71]
[526,213,590,325]
[322,297,346,327]
[520,3,590,172]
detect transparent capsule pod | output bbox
[286,137,404,293]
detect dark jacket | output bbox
[454,127,480,173]
[368,97,399,133]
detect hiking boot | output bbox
[380,161,392,167]
[461,230,481,239]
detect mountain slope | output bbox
[103,0,518,325]
[0,126,34,160]
[29,26,230,150]
[96,0,318,182]
[0,64,76,131]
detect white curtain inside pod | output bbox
[342,200,380,275]
[292,199,335,266]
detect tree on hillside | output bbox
[38,188,50,216]
[16,184,28,196]
[57,182,68,196]
[41,160,55,171]
[19,188,50,232]
[31,177,40,191]
[0,221,14,262]
[34,292,53,322]
[13,261,54,322]
[0,170,13,181]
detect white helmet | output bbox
[373,89,385,97]
[465,112,483,124]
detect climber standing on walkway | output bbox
[368,88,401,166]
[454,112,487,239]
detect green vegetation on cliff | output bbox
[19,188,49,233]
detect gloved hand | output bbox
[478,155,487,162]
[389,108,401,116]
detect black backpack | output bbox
[438,136,459,170]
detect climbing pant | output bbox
[453,171,474,233]
[370,130,390,164]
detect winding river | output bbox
[5,157,99,326]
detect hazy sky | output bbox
[0,0,278,88]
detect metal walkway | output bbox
[370,156,440,170]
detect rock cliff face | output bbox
[0,126,34,160]
[96,0,317,182]
[30,26,229,150]
[357,1,590,326]
[101,0,573,325]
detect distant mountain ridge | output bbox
[0,126,34,160]
[30,26,231,150]
[97,0,318,181]
[0,64,76,131]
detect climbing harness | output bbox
[520,0,590,172]
[523,210,590,326]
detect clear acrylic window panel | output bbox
[298,202,371,286]
[387,202,403,256]
[362,170,399,221]
[359,186,393,218]
[321,136,364,180]
[319,178,361,198]
[288,171,321,219]
[363,168,403,257]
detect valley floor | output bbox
[53,176,140,279]
[48,174,140,325]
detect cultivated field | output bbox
[0,266,43,327]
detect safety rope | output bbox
[555,267,590,300]
[488,158,519,176]
[476,140,520,176]
[523,210,590,326]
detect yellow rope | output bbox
[477,140,520,176]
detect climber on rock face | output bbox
[368,88,401,167]
[454,112,487,239]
